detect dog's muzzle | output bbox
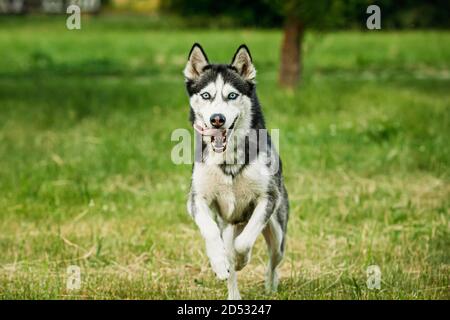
[193,118,238,153]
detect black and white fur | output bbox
[184,44,289,300]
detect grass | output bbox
[0,16,449,299]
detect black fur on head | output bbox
[184,44,277,175]
[184,43,256,97]
[184,44,265,130]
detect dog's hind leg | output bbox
[222,224,241,300]
[262,216,285,294]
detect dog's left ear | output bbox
[231,44,256,83]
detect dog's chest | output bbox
[193,164,268,223]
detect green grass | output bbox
[0,16,449,299]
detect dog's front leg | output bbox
[191,198,230,280]
[234,197,274,261]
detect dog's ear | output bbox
[184,43,209,81]
[230,44,256,82]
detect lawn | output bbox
[0,16,449,299]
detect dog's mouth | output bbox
[193,117,238,153]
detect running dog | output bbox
[184,43,289,299]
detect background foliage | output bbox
[0,15,448,298]
[162,0,450,29]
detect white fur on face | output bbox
[190,75,251,130]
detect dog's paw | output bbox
[234,236,252,271]
[265,270,279,294]
[206,239,230,280]
[234,235,251,255]
[210,255,230,280]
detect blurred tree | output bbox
[164,0,339,88]
[163,0,450,88]
[267,0,347,87]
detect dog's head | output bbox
[184,43,256,153]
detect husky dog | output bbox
[184,43,289,300]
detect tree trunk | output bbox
[279,17,304,88]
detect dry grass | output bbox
[0,18,449,299]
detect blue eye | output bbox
[200,92,211,100]
[228,92,239,100]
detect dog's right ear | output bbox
[230,44,256,83]
[184,43,209,81]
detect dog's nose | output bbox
[210,113,226,128]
